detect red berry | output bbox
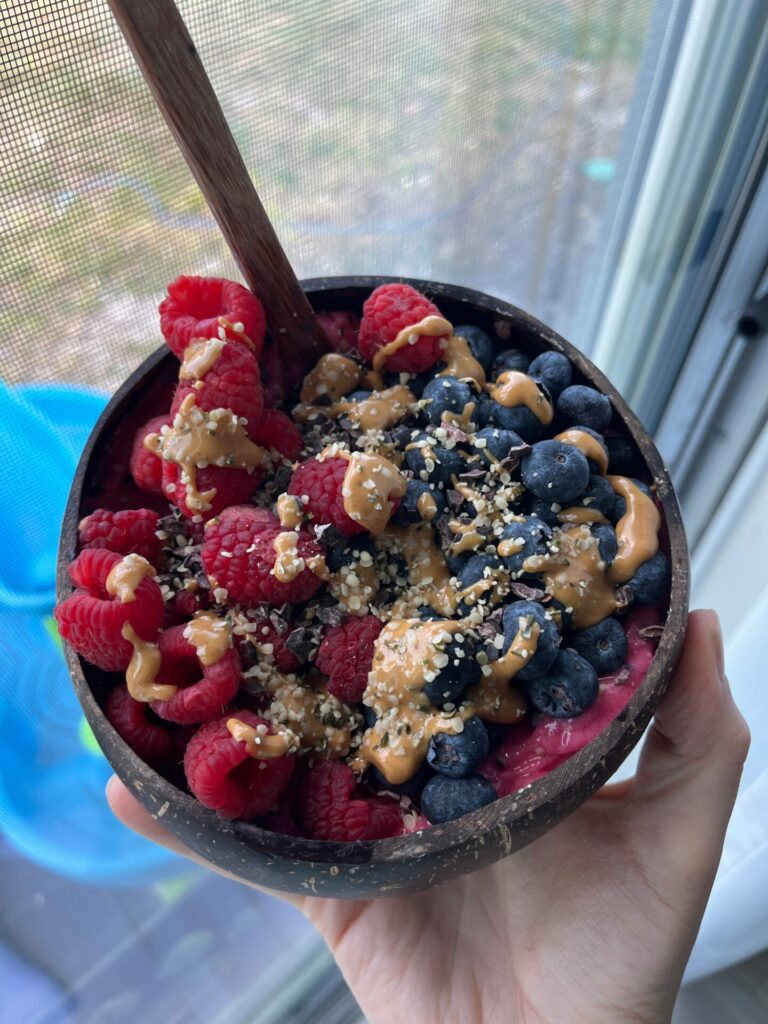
[148,623,241,725]
[79,508,163,566]
[54,549,164,672]
[296,761,402,841]
[240,617,302,674]
[162,461,264,519]
[163,587,208,628]
[160,276,266,358]
[358,283,447,373]
[183,710,294,819]
[170,340,264,435]
[315,616,382,702]
[130,415,169,496]
[317,310,360,353]
[287,456,364,537]
[201,506,324,606]
[249,408,303,461]
[104,684,174,768]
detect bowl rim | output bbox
[58,274,690,868]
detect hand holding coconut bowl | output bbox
[54,2,749,1021]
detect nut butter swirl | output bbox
[487,371,553,424]
[372,316,452,372]
[608,476,661,584]
[353,620,472,785]
[183,611,232,666]
[121,623,176,703]
[106,554,156,604]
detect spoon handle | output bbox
[108,0,327,382]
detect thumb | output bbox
[631,609,750,881]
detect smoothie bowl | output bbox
[56,275,689,898]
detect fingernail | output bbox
[708,610,726,682]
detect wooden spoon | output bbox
[107,0,328,388]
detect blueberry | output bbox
[521,440,590,503]
[422,377,476,426]
[454,325,495,373]
[473,426,526,461]
[528,496,561,528]
[444,548,472,576]
[371,761,433,799]
[427,716,490,778]
[547,598,572,632]
[569,474,616,518]
[557,385,612,432]
[627,551,670,604]
[493,348,530,376]
[346,390,372,402]
[484,721,509,751]
[500,601,560,681]
[422,632,480,707]
[525,649,599,718]
[456,555,505,615]
[606,435,637,476]
[391,370,431,400]
[498,516,552,574]
[361,704,378,729]
[592,524,618,565]
[418,605,444,621]
[528,351,572,398]
[471,391,493,427]
[568,617,628,675]
[323,533,376,572]
[421,773,497,823]
[405,432,464,486]
[391,479,447,526]
[612,479,653,522]
[491,400,548,442]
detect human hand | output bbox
[108,610,749,1024]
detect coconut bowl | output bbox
[57,276,689,898]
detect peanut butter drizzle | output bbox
[360,368,386,391]
[226,718,294,759]
[465,620,538,723]
[372,315,452,372]
[306,554,329,580]
[354,620,472,784]
[335,385,416,431]
[438,334,486,385]
[121,622,176,703]
[448,518,484,555]
[179,337,225,380]
[416,490,438,522]
[443,401,477,431]
[497,536,525,558]
[327,558,379,615]
[487,371,553,424]
[608,476,661,584]
[271,531,304,583]
[145,393,265,512]
[524,525,618,629]
[105,554,156,604]
[385,524,457,616]
[264,674,354,758]
[338,450,407,534]
[555,428,608,476]
[300,353,361,404]
[276,493,303,530]
[182,612,232,666]
[557,507,610,525]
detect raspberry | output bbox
[296,761,402,841]
[130,416,169,496]
[170,340,264,434]
[162,461,264,519]
[315,616,382,702]
[241,617,302,674]
[54,548,164,672]
[163,587,208,628]
[287,456,364,537]
[201,506,324,606]
[358,283,447,373]
[104,684,174,768]
[148,623,241,725]
[317,310,360,354]
[79,508,163,566]
[183,710,294,819]
[249,408,303,461]
[160,276,266,358]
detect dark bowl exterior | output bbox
[57,277,689,898]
